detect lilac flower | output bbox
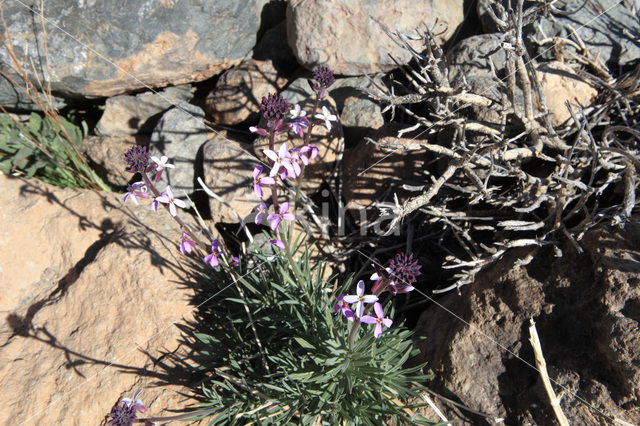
[289,117,309,138]
[267,202,295,231]
[179,232,196,255]
[314,106,337,130]
[269,238,285,250]
[252,166,276,198]
[150,155,175,182]
[290,104,307,120]
[204,239,223,268]
[263,143,295,177]
[343,280,378,318]
[123,181,149,206]
[124,146,151,173]
[288,148,303,178]
[154,185,186,217]
[121,389,147,414]
[230,257,240,267]
[334,294,355,322]
[255,202,269,225]
[299,144,319,165]
[371,253,420,295]
[360,302,393,338]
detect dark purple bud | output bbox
[388,252,422,286]
[260,93,291,122]
[312,66,336,90]
[124,146,151,174]
[108,403,138,426]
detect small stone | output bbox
[96,85,193,137]
[81,135,149,187]
[205,59,286,125]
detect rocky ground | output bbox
[1,0,639,424]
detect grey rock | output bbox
[149,102,207,194]
[96,85,192,137]
[202,132,259,223]
[446,33,508,85]
[524,0,640,67]
[0,0,268,100]
[253,21,299,77]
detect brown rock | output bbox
[536,61,598,126]
[206,59,287,125]
[286,0,464,75]
[81,135,148,187]
[414,221,640,425]
[0,173,213,424]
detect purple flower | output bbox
[150,155,175,182]
[154,185,186,217]
[299,144,319,165]
[343,280,378,318]
[123,181,149,206]
[260,93,291,122]
[334,294,355,322]
[121,389,147,413]
[263,143,295,178]
[312,66,336,90]
[179,232,196,255]
[269,238,285,250]
[124,146,151,174]
[204,239,223,268]
[388,252,422,286]
[267,202,295,231]
[230,256,240,267]
[314,106,337,130]
[252,166,276,198]
[288,148,303,178]
[255,202,269,225]
[360,302,393,338]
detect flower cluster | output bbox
[335,253,421,339]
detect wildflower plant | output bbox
[112,67,434,425]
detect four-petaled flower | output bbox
[360,302,393,338]
[269,238,285,250]
[263,143,294,177]
[204,239,223,268]
[179,232,196,255]
[150,155,175,182]
[343,280,378,318]
[123,181,149,206]
[314,106,337,131]
[252,166,275,198]
[154,185,186,217]
[267,202,295,231]
[334,294,355,322]
[121,389,147,413]
[290,104,306,120]
[254,202,269,225]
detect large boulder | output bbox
[286,0,464,75]
[0,173,213,424]
[414,221,640,425]
[0,0,268,103]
